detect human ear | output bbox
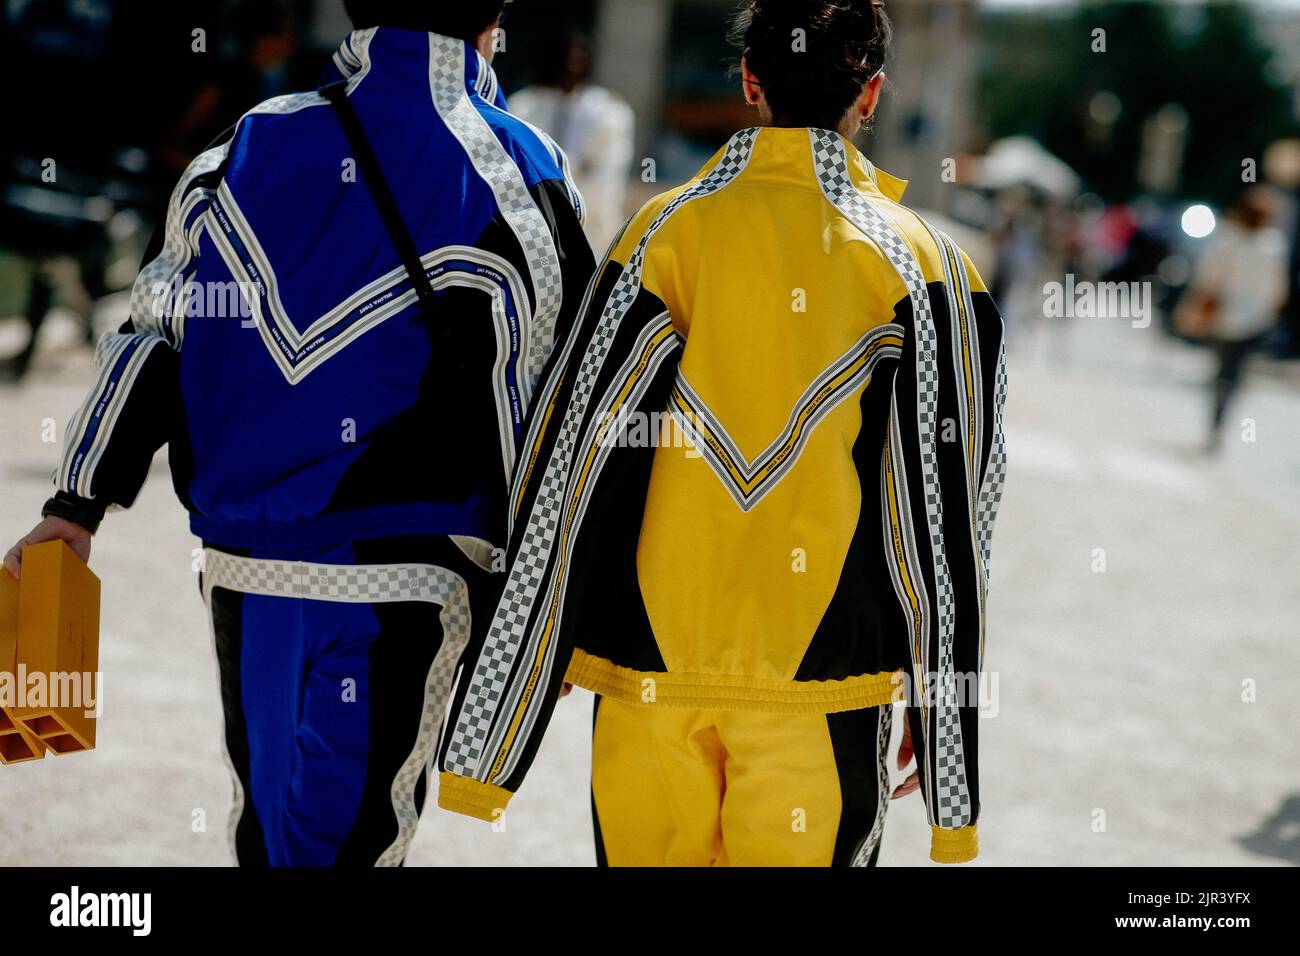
[740,56,762,107]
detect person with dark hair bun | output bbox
[735,0,891,133]
[440,0,1008,868]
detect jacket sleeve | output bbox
[526,175,595,384]
[44,140,230,533]
[881,246,1007,863]
[44,326,179,532]
[437,219,684,821]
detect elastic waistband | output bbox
[189,501,498,551]
[565,649,905,714]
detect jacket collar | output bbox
[330,26,502,103]
[726,126,908,202]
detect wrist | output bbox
[41,492,106,535]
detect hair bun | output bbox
[733,0,891,130]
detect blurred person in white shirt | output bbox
[510,32,634,249]
[1177,186,1289,449]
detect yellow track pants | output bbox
[590,696,894,867]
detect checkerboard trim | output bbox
[199,547,472,866]
[428,32,562,396]
[809,129,972,828]
[443,128,760,781]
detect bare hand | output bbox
[3,517,92,580]
[891,713,921,800]
[558,682,574,699]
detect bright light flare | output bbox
[1181,204,1215,239]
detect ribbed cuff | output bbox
[930,824,979,863]
[41,492,107,535]
[438,771,513,823]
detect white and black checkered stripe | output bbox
[810,128,971,829]
[850,703,894,867]
[506,225,626,538]
[671,322,903,512]
[199,548,472,867]
[374,568,472,867]
[201,549,465,606]
[444,128,760,780]
[488,316,681,781]
[429,32,562,398]
[916,221,977,500]
[483,88,587,225]
[449,315,680,782]
[915,220,990,663]
[886,172,999,807]
[976,345,1008,615]
[504,109,587,224]
[872,196,989,529]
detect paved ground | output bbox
[1,308,1297,866]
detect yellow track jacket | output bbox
[439,126,1008,863]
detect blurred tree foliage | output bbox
[975,0,1297,204]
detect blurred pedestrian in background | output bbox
[1175,186,1288,450]
[509,31,635,249]
[0,0,116,381]
[160,0,301,174]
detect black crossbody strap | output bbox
[319,80,443,325]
